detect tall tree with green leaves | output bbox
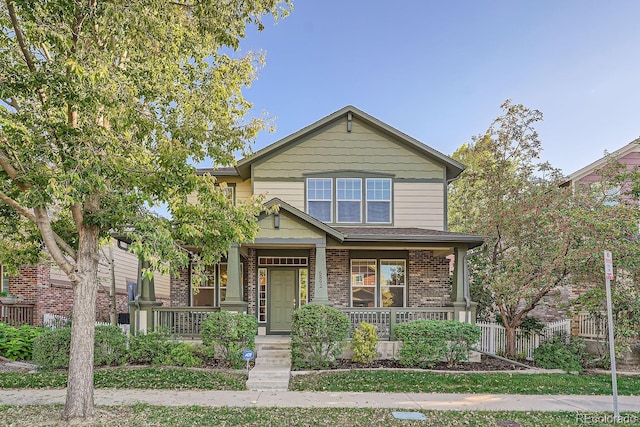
[449,100,640,358]
[0,0,291,420]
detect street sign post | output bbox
[603,250,619,422]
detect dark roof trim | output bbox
[236,106,465,181]
[196,167,239,177]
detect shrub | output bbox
[127,329,176,365]
[394,320,482,368]
[155,342,202,367]
[32,327,72,370]
[93,326,127,367]
[201,311,257,369]
[291,304,350,370]
[533,333,587,373]
[0,323,45,361]
[33,326,127,370]
[351,322,379,364]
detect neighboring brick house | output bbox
[169,106,484,335]
[1,243,171,324]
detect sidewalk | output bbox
[1,389,639,412]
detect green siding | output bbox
[256,211,323,240]
[253,117,444,180]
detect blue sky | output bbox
[230,1,640,175]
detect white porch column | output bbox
[311,243,331,305]
[220,243,247,313]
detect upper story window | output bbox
[366,178,392,223]
[337,178,362,223]
[307,178,332,222]
[306,176,392,224]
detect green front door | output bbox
[268,269,297,333]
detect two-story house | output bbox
[167,106,484,336]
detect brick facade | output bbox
[7,265,159,325]
[407,250,452,307]
[326,249,350,307]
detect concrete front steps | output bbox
[246,336,291,391]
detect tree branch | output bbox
[5,0,47,105]
[0,149,28,191]
[33,207,77,277]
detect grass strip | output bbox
[289,371,640,395]
[0,368,247,390]
[1,405,638,427]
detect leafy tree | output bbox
[449,100,640,358]
[0,0,290,421]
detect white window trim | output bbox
[336,178,362,223]
[365,178,392,224]
[380,259,407,307]
[307,178,333,222]
[350,259,377,308]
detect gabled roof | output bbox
[261,198,345,242]
[235,105,465,181]
[565,138,640,183]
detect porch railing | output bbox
[0,303,35,327]
[338,307,455,340]
[151,307,220,337]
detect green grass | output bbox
[290,371,640,395]
[0,367,247,390]
[1,405,638,427]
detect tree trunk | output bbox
[109,245,117,326]
[504,324,517,359]
[63,227,99,421]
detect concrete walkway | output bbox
[1,389,639,412]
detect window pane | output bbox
[193,288,215,307]
[366,178,391,200]
[337,178,361,199]
[367,201,390,223]
[308,201,331,221]
[381,286,404,307]
[380,261,405,286]
[351,260,376,307]
[308,178,332,221]
[337,201,361,222]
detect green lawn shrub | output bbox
[0,323,45,361]
[394,320,482,368]
[155,342,202,367]
[33,326,127,370]
[127,329,176,365]
[291,304,350,370]
[201,311,257,369]
[533,333,587,373]
[351,321,379,364]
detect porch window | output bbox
[380,260,406,307]
[366,178,392,223]
[258,268,267,323]
[191,263,242,307]
[192,265,216,307]
[351,260,376,307]
[307,178,332,222]
[336,178,361,223]
[299,269,309,306]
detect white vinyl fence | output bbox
[476,319,571,360]
[43,313,129,334]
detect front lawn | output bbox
[1,404,637,427]
[290,371,640,395]
[0,367,247,390]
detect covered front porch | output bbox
[130,200,483,338]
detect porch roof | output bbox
[334,227,485,248]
